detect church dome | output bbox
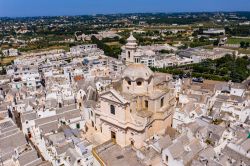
[122,64,153,81]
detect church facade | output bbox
[91,64,175,149]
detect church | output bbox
[91,63,175,148]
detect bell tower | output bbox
[125,33,137,64]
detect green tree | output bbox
[213,39,219,46]
[240,41,246,48]
[246,42,250,48]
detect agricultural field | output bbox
[104,42,121,46]
[0,56,17,66]
[227,37,250,44]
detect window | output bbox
[111,131,116,140]
[128,51,130,58]
[166,155,168,162]
[161,97,164,107]
[145,100,148,108]
[110,105,115,115]
[76,123,80,129]
[137,81,142,86]
[148,77,152,84]
[127,80,131,85]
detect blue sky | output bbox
[1,0,250,17]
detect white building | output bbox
[203,29,225,35]
[2,48,19,56]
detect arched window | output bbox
[128,51,130,58]
[110,105,115,115]
[127,80,131,85]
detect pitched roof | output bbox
[18,149,41,166]
[101,89,129,105]
[0,131,27,161]
[39,121,59,134]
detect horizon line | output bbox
[1,10,250,19]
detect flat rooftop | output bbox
[95,141,144,166]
